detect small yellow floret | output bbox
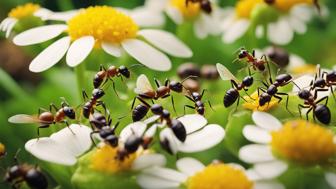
[187,163,253,189]
[271,120,336,164]
[0,143,5,157]
[67,6,138,44]
[235,0,263,18]
[8,3,40,19]
[274,0,313,11]
[90,145,136,173]
[243,91,278,111]
[170,0,201,19]
[290,64,317,75]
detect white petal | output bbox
[194,18,208,39]
[50,124,92,157]
[177,124,225,153]
[66,36,95,67]
[292,75,314,93]
[144,124,158,138]
[254,160,288,179]
[290,5,313,22]
[255,25,264,38]
[176,157,205,176]
[223,19,250,44]
[252,111,282,131]
[144,115,160,125]
[122,39,171,71]
[119,122,147,142]
[5,19,17,38]
[33,8,52,20]
[137,174,180,189]
[243,125,272,144]
[13,24,67,46]
[29,36,70,72]
[239,144,275,163]
[267,18,294,45]
[325,172,336,188]
[177,114,207,134]
[288,15,307,34]
[246,168,263,181]
[45,10,79,21]
[0,18,11,31]
[132,154,166,171]
[160,128,178,154]
[138,29,192,58]
[143,167,188,182]
[288,54,306,70]
[254,181,285,189]
[130,8,165,27]
[165,7,183,24]
[101,42,122,57]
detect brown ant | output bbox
[4,150,48,189]
[234,48,270,72]
[93,65,130,88]
[186,0,212,14]
[82,88,105,119]
[311,64,336,102]
[8,100,76,137]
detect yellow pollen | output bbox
[271,120,336,164]
[235,0,263,18]
[67,6,138,44]
[8,3,40,19]
[90,145,136,173]
[0,143,5,157]
[243,91,278,111]
[187,163,254,189]
[290,64,317,75]
[170,0,201,19]
[274,0,313,11]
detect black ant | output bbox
[8,100,76,137]
[311,64,336,101]
[184,90,213,115]
[186,0,212,14]
[294,83,331,125]
[82,88,105,119]
[4,150,48,189]
[93,65,130,90]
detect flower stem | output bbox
[74,63,86,102]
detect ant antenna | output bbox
[292,81,301,90]
[313,0,321,14]
[13,149,21,164]
[181,75,199,83]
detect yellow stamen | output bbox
[187,163,253,189]
[271,120,336,164]
[67,6,138,44]
[90,145,136,173]
[8,3,40,19]
[290,64,317,75]
[274,0,313,11]
[235,0,263,18]
[170,0,201,19]
[0,143,5,157]
[243,91,278,111]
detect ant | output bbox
[295,83,331,125]
[216,63,254,108]
[93,64,130,87]
[82,88,105,119]
[4,149,48,189]
[184,90,213,115]
[8,100,76,137]
[234,48,270,72]
[186,0,212,14]
[311,64,336,101]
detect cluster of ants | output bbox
[4,47,336,188]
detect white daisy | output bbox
[0,3,77,38]
[25,124,92,166]
[221,0,317,45]
[143,0,222,39]
[137,157,284,189]
[12,6,192,73]
[239,111,336,180]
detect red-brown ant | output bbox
[186,0,212,14]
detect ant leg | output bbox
[171,96,177,114]
[298,104,310,118]
[63,120,75,135]
[137,96,151,107]
[110,79,120,98]
[185,95,195,102]
[243,90,254,100]
[231,80,239,89]
[49,103,58,112]
[235,96,240,112]
[154,78,161,88]
[164,78,169,87]
[13,149,21,165]
[306,107,313,122]
[36,125,49,139]
[207,100,214,112]
[82,90,89,101]
[201,89,207,98]
[330,86,336,102]
[314,88,328,99]
[161,93,171,99]
[90,131,100,148]
[131,97,137,110]
[277,92,293,116]
[184,105,194,115]
[315,96,328,104]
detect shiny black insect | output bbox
[82,88,105,118]
[296,87,331,125]
[93,65,130,89]
[184,90,212,115]
[311,65,336,101]
[258,73,292,113]
[4,151,48,189]
[186,0,212,14]
[235,48,270,72]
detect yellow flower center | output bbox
[170,0,201,19]
[271,120,336,164]
[0,143,5,157]
[290,64,316,75]
[187,164,254,189]
[8,3,40,19]
[274,0,313,11]
[67,6,138,44]
[90,145,136,173]
[235,0,263,18]
[243,91,278,111]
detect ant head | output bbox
[259,93,271,106]
[92,89,105,99]
[242,76,254,87]
[63,106,76,119]
[124,135,142,153]
[105,135,119,147]
[298,89,310,100]
[169,81,183,93]
[119,66,130,78]
[151,104,163,115]
[191,92,201,100]
[162,109,170,119]
[238,49,248,59]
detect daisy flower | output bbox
[12,6,192,72]
[0,3,76,38]
[144,0,222,39]
[25,124,92,166]
[137,157,285,189]
[239,111,336,180]
[221,0,317,45]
